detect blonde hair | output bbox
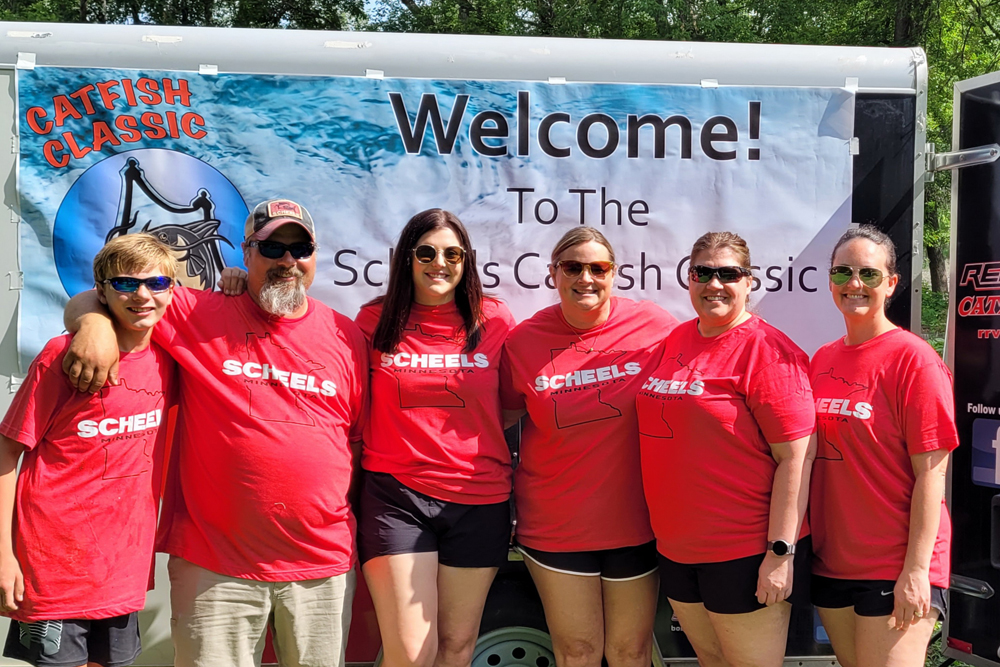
[550,228,616,264]
[93,234,178,285]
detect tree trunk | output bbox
[927,243,949,293]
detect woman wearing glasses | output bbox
[809,226,957,667]
[635,231,815,667]
[501,228,677,667]
[354,209,516,667]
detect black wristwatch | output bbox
[767,540,796,557]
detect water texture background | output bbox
[17,67,854,365]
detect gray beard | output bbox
[258,279,307,316]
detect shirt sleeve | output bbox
[0,343,74,449]
[746,346,816,444]
[900,360,960,456]
[499,342,525,411]
[353,304,379,341]
[347,324,370,443]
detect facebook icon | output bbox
[971,418,1000,488]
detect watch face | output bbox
[771,540,790,556]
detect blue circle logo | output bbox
[53,149,247,296]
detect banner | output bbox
[15,67,855,367]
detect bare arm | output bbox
[757,433,816,605]
[0,435,24,612]
[890,448,949,630]
[62,290,119,393]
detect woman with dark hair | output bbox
[809,225,957,667]
[636,231,816,667]
[355,208,515,667]
[501,227,677,667]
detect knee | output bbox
[435,633,477,667]
[692,645,729,667]
[604,637,651,667]
[555,638,602,667]
[384,640,437,667]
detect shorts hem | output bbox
[601,566,658,582]
[103,646,142,667]
[517,547,601,578]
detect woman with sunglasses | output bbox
[808,226,957,667]
[354,209,515,667]
[501,228,678,667]
[635,231,815,667]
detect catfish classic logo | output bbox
[52,150,247,296]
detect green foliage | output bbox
[921,284,948,355]
[1,0,364,29]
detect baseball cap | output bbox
[244,199,316,242]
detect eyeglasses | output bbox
[413,245,466,265]
[554,260,615,278]
[102,276,174,293]
[829,265,885,288]
[688,265,752,284]
[247,240,317,260]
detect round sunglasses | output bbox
[412,245,466,265]
[247,240,317,260]
[102,276,174,293]
[688,265,752,284]
[828,265,885,288]
[554,260,615,278]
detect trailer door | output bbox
[944,70,1000,667]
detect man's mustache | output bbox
[265,268,305,281]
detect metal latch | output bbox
[951,573,995,599]
[925,142,1000,182]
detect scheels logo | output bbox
[957,262,1000,316]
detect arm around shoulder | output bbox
[63,290,119,394]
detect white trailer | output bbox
[0,23,932,667]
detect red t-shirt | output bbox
[809,328,958,587]
[0,335,173,621]
[501,297,678,551]
[154,288,368,581]
[356,298,515,504]
[636,316,815,564]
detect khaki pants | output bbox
[168,556,356,667]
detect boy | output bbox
[0,234,176,667]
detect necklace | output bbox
[564,310,611,353]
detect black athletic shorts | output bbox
[358,471,511,568]
[3,613,141,667]
[517,541,658,581]
[811,575,947,618]
[658,536,812,615]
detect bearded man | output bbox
[62,199,369,667]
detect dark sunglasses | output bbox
[248,240,317,260]
[554,260,615,278]
[829,265,885,288]
[688,265,752,284]
[102,276,174,293]
[413,245,466,265]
